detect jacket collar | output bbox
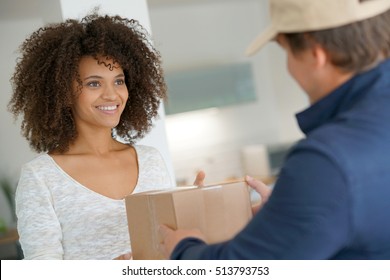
[296,59,390,134]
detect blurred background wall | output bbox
[148,0,308,184]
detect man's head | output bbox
[247,0,390,103]
[247,0,390,56]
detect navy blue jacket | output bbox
[171,59,390,260]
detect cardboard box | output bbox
[125,182,252,260]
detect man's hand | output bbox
[245,175,272,214]
[159,225,206,259]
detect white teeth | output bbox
[97,105,117,111]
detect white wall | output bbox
[149,0,308,184]
[0,0,175,233]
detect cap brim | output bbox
[245,25,277,56]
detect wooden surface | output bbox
[0,228,19,245]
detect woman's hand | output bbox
[158,225,206,259]
[193,170,206,186]
[113,252,132,260]
[245,175,272,214]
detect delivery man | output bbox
[159,0,390,259]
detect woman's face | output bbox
[72,56,128,132]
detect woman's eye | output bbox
[87,81,100,87]
[115,79,125,86]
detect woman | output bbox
[8,12,171,259]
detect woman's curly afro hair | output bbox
[8,12,167,153]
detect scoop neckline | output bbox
[43,146,141,201]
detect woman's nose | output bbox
[101,85,117,100]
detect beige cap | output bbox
[246,0,390,56]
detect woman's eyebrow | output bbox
[84,75,102,80]
[84,73,124,80]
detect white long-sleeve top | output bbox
[15,145,172,260]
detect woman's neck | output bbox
[67,127,123,156]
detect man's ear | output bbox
[311,44,328,69]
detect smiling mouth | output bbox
[96,105,119,111]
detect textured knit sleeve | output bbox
[15,163,64,259]
[152,147,172,188]
[134,145,173,193]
